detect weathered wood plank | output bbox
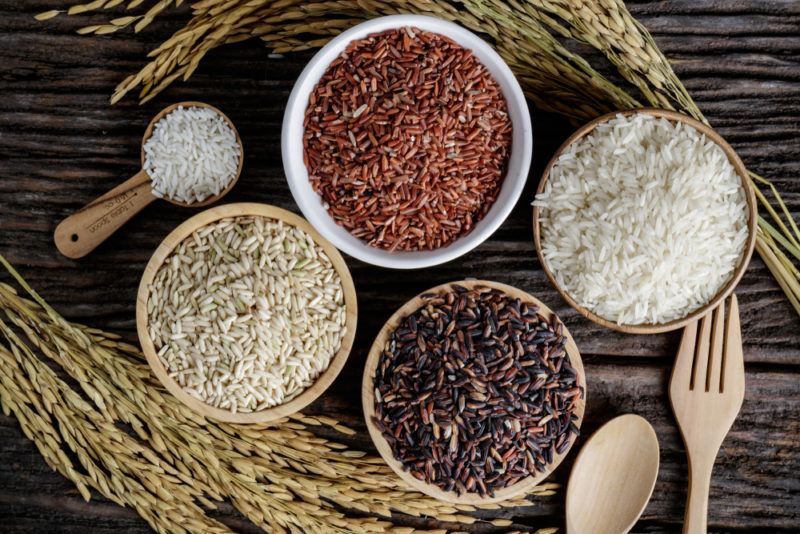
[0,0,798,532]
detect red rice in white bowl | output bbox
[282,15,532,269]
[302,27,512,253]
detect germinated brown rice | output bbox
[146,215,347,412]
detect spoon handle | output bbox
[54,169,157,259]
[683,455,713,534]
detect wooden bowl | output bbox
[532,108,758,335]
[136,202,358,424]
[362,280,586,504]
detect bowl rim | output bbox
[136,202,358,424]
[281,14,533,269]
[532,107,758,334]
[361,279,586,504]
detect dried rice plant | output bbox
[0,254,558,532]
[35,0,800,315]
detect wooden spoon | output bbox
[566,414,660,534]
[54,102,242,259]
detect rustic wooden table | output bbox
[1,1,798,532]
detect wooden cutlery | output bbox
[669,295,745,534]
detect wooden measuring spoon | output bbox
[566,414,660,534]
[54,102,242,259]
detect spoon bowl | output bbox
[566,414,660,534]
[139,102,242,208]
[54,101,242,258]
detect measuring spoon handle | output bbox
[54,169,157,259]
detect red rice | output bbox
[303,27,513,252]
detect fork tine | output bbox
[706,300,725,392]
[722,294,745,394]
[670,318,698,392]
[692,312,713,391]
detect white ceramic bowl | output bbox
[282,15,533,269]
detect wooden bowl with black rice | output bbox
[362,280,586,504]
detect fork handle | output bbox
[684,455,714,534]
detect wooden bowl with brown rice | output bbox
[136,203,357,423]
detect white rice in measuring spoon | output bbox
[144,105,240,204]
[534,113,749,325]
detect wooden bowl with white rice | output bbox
[532,108,757,334]
[136,203,357,423]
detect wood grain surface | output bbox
[0,0,798,532]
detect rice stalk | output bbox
[760,217,800,263]
[527,0,703,120]
[109,0,636,117]
[755,230,800,316]
[0,254,552,532]
[752,173,800,247]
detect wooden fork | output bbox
[669,294,745,534]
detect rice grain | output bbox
[303,27,512,251]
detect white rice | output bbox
[147,216,347,413]
[533,113,749,325]
[144,105,240,204]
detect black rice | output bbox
[373,284,583,497]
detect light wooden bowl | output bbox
[136,202,358,424]
[532,108,758,335]
[362,280,586,504]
